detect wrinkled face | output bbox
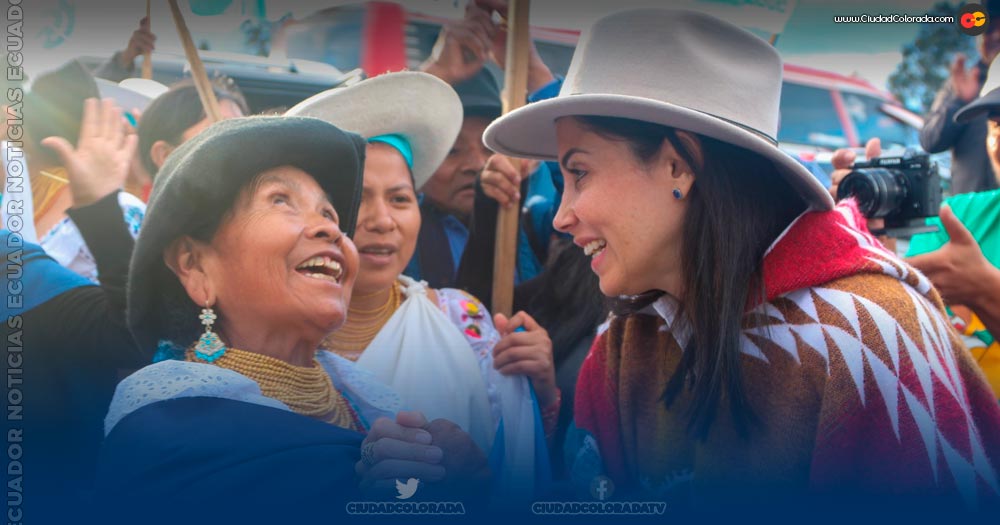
[201,166,359,340]
[989,117,1000,186]
[353,143,422,295]
[552,118,693,298]
[179,98,246,142]
[420,115,492,219]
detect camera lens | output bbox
[836,168,908,218]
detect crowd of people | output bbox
[3,1,1000,521]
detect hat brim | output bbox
[955,88,1000,123]
[287,72,463,190]
[483,94,834,211]
[96,79,157,113]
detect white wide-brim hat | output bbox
[483,9,834,211]
[955,58,1000,122]
[96,78,169,113]
[286,71,463,190]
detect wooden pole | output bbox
[141,0,153,79]
[167,0,223,122]
[491,0,531,318]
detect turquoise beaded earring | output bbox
[193,303,226,362]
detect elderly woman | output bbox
[287,72,554,502]
[97,117,488,513]
[483,9,1000,508]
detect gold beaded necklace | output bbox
[186,347,360,430]
[324,281,402,359]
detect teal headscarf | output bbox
[368,134,414,170]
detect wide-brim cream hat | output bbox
[483,9,834,210]
[955,57,1000,122]
[286,71,463,190]
[96,78,169,113]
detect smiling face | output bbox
[353,143,422,295]
[552,117,696,298]
[419,115,492,220]
[182,166,360,344]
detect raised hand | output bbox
[120,16,156,68]
[951,54,982,103]
[420,3,496,85]
[41,98,138,207]
[476,0,556,92]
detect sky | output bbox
[15,0,961,90]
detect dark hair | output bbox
[576,115,807,440]
[137,79,248,176]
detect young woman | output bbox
[484,8,1000,509]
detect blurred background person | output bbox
[137,78,248,181]
[24,61,146,282]
[920,0,1000,195]
[93,16,156,82]
[2,97,147,519]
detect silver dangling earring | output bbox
[672,188,683,200]
[193,302,226,362]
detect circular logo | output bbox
[960,4,990,35]
[589,475,616,501]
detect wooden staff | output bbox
[491,0,531,317]
[141,0,153,79]
[167,0,223,122]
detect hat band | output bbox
[697,109,778,146]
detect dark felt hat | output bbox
[127,116,366,352]
[24,60,99,164]
[454,67,502,119]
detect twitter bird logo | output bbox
[395,478,420,500]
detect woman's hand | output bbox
[355,411,445,495]
[419,2,496,85]
[41,98,137,207]
[493,311,557,408]
[423,418,491,491]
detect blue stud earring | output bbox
[672,188,683,200]
[194,303,227,362]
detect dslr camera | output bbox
[835,151,942,230]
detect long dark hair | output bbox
[577,116,806,439]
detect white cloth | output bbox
[357,276,495,451]
[104,351,400,436]
[1,143,37,243]
[355,275,539,502]
[40,191,145,283]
